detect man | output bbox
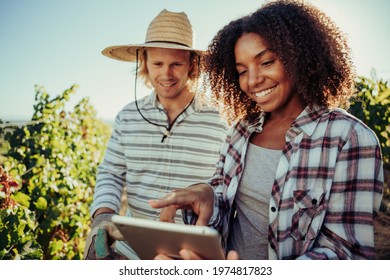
[84,9,227,259]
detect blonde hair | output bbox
[136,48,201,90]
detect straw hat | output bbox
[102,9,202,62]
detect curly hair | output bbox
[203,0,356,124]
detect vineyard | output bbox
[0,76,389,259]
[0,85,111,259]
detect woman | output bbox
[150,0,384,260]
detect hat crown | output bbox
[102,9,201,62]
[145,9,194,48]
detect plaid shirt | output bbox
[202,106,383,259]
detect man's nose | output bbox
[161,65,173,77]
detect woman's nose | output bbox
[248,68,264,88]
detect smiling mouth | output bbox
[254,86,276,98]
[159,81,177,88]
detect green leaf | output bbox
[34,197,48,210]
[11,192,31,208]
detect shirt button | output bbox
[312,199,317,205]
[271,206,276,212]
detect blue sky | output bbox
[1,0,389,121]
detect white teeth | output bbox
[160,81,176,87]
[255,86,276,98]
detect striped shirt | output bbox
[90,91,227,221]
[193,105,383,259]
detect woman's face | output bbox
[234,32,302,115]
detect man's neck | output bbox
[157,89,194,124]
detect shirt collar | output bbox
[242,111,267,134]
[144,90,202,113]
[288,105,328,138]
[140,91,158,108]
[244,105,328,139]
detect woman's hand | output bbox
[149,183,215,226]
[154,249,240,260]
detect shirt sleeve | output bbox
[207,125,238,232]
[299,123,384,259]
[90,113,127,217]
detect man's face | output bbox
[146,48,193,102]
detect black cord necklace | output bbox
[134,50,194,143]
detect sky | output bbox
[1,0,389,121]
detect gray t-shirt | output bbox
[228,143,281,259]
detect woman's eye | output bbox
[261,60,274,66]
[237,69,247,76]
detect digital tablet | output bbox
[111,215,225,260]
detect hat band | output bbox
[145,40,191,48]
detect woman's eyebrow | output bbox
[235,49,271,67]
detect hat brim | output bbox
[102,42,203,62]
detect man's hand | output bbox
[84,212,126,260]
[148,183,214,226]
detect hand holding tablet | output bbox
[111,215,225,260]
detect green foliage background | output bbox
[349,76,390,163]
[0,85,111,259]
[0,75,388,259]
